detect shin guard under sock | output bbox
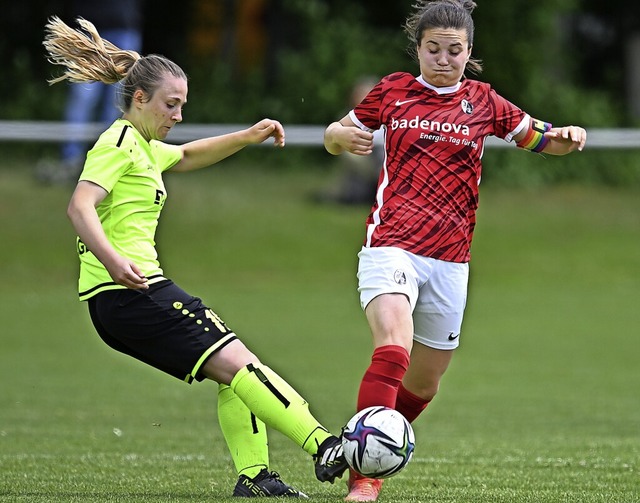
[395,382,431,423]
[231,363,332,456]
[357,345,410,411]
[217,383,268,478]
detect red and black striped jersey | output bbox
[351,72,528,263]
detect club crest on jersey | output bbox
[393,269,407,285]
[461,99,473,114]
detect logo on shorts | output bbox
[393,269,407,285]
[448,332,460,341]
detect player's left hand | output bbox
[248,119,286,147]
[545,125,587,152]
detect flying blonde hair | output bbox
[43,17,187,113]
[43,16,141,85]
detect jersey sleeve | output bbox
[80,144,132,193]
[152,141,183,172]
[487,86,528,142]
[351,76,387,132]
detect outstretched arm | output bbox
[171,118,286,172]
[324,115,375,156]
[514,118,587,156]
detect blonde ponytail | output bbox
[43,16,141,85]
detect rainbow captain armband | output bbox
[516,118,552,153]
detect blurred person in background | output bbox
[43,16,349,497]
[323,0,587,501]
[314,76,383,205]
[37,0,143,185]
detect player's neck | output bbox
[417,75,462,95]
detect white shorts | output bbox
[357,246,469,350]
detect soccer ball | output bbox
[341,406,415,479]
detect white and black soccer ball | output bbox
[341,406,415,479]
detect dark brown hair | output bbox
[404,0,483,74]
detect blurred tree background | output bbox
[1,0,639,185]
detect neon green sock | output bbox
[217,384,268,478]
[230,363,333,456]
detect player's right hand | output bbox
[106,256,149,290]
[324,120,374,156]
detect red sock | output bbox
[356,345,410,411]
[395,382,430,423]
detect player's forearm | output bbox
[324,122,347,155]
[173,131,250,172]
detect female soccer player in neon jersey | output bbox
[44,16,347,498]
[323,1,587,501]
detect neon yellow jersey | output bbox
[76,119,182,300]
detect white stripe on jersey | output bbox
[348,110,375,133]
[506,114,530,143]
[366,125,389,247]
[348,109,391,248]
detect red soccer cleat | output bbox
[344,470,384,502]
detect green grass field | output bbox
[1,154,639,502]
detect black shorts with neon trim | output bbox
[87,280,237,383]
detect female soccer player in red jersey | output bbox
[324,1,587,501]
[44,16,347,498]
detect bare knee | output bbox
[365,294,414,351]
[201,339,260,384]
[403,345,454,401]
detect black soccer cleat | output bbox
[313,435,349,484]
[232,468,308,498]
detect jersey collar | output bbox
[416,75,462,95]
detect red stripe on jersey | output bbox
[354,72,526,262]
